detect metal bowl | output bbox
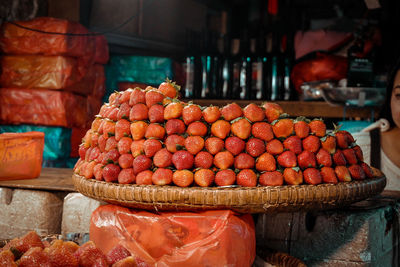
[321,87,386,107]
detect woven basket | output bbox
[72,168,386,213]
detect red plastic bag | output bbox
[90,205,256,267]
[0,88,87,128]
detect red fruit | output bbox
[309,119,326,137]
[108,92,119,105]
[145,90,164,107]
[117,102,131,121]
[18,247,51,267]
[119,89,133,104]
[333,150,347,166]
[106,244,131,266]
[213,151,234,169]
[342,148,358,165]
[130,121,148,141]
[118,153,134,169]
[106,106,119,121]
[360,162,374,178]
[277,151,297,168]
[136,170,153,185]
[83,161,96,179]
[129,88,146,105]
[93,163,103,181]
[118,137,132,154]
[294,120,310,139]
[85,147,92,162]
[246,138,266,157]
[158,79,179,98]
[102,119,116,138]
[334,166,352,182]
[320,167,338,184]
[111,256,137,267]
[164,102,183,120]
[145,123,165,139]
[215,169,236,186]
[348,164,366,180]
[165,119,186,135]
[99,104,113,117]
[224,136,246,156]
[252,122,274,142]
[0,249,18,266]
[130,139,145,157]
[132,155,152,174]
[98,135,106,152]
[297,150,317,169]
[243,103,265,122]
[129,103,149,121]
[221,103,243,121]
[256,152,276,171]
[194,151,214,169]
[353,145,364,162]
[187,121,208,136]
[165,134,185,153]
[148,104,165,123]
[172,150,194,170]
[118,168,135,184]
[205,137,225,155]
[211,120,231,139]
[231,118,252,139]
[234,153,255,169]
[184,136,205,155]
[194,169,215,187]
[152,168,173,185]
[173,170,194,187]
[143,139,162,157]
[202,106,221,123]
[182,104,202,125]
[88,147,101,161]
[335,130,354,149]
[91,117,102,132]
[102,164,121,182]
[259,171,283,186]
[283,167,303,185]
[102,149,120,164]
[302,135,321,153]
[105,137,118,152]
[90,132,99,148]
[75,241,109,267]
[3,231,44,253]
[303,168,322,185]
[283,135,302,155]
[266,139,284,155]
[236,169,257,187]
[321,135,336,154]
[316,148,332,167]
[153,148,172,168]
[272,118,294,138]
[263,102,283,123]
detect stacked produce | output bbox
[74,80,376,187]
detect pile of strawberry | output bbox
[74,80,375,187]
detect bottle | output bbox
[269,31,283,100]
[282,33,295,100]
[184,30,195,99]
[253,31,268,100]
[221,34,233,99]
[234,30,253,100]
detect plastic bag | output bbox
[90,205,256,267]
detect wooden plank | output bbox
[0,168,75,192]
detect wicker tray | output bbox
[72,168,386,213]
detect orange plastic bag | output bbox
[0,88,87,128]
[64,64,105,97]
[0,131,44,180]
[90,205,256,267]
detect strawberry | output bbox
[105,136,118,152]
[148,104,165,123]
[158,78,180,98]
[78,161,88,176]
[231,118,252,140]
[102,164,121,182]
[234,153,255,169]
[316,148,332,167]
[194,169,215,187]
[210,120,231,139]
[277,151,297,168]
[334,166,352,182]
[283,167,303,185]
[95,152,105,164]
[187,121,208,136]
[302,135,320,153]
[342,148,358,165]
[132,155,152,174]
[165,134,185,153]
[85,147,93,161]
[108,92,119,105]
[99,104,113,118]
[236,169,258,187]
[101,149,120,165]
[91,117,103,132]
[246,138,266,157]
[353,145,364,162]
[294,120,310,139]
[213,151,234,170]
[152,168,173,185]
[93,163,103,181]
[172,150,194,170]
[335,130,354,149]
[205,137,225,155]
[256,152,276,171]
[182,104,202,125]
[143,139,162,157]
[129,88,146,106]
[297,150,317,169]
[333,150,347,166]
[309,119,326,137]
[153,148,172,168]
[360,162,374,178]
[173,170,194,187]
[221,103,243,121]
[115,119,131,141]
[215,169,236,186]
[164,102,183,120]
[251,122,274,142]
[79,144,89,160]
[243,103,265,122]
[83,161,96,179]
[266,139,284,155]
[348,164,366,180]
[118,89,132,104]
[202,105,221,123]
[118,153,134,169]
[283,135,302,155]
[145,90,164,107]
[136,170,153,185]
[106,244,132,266]
[145,123,165,140]
[262,102,283,123]
[259,171,284,186]
[106,106,119,121]
[320,167,338,184]
[225,136,246,155]
[102,119,116,138]
[184,136,205,155]
[194,151,214,169]
[303,168,322,185]
[118,168,135,184]
[130,121,148,141]
[130,139,145,157]
[129,103,149,121]
[272,118,294,138]
[165,119,186,135]
[90,132,99,148]
[321,135,336,154]
[98,135,107,152]
[117,102,131,121]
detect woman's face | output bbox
[391,70,400,128]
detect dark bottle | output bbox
[253,31,268,100]
[221,34,233,99]
[184,30,195,99]
[282,33,295,100]
[269,31,283,100]
[233,30,253,100]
